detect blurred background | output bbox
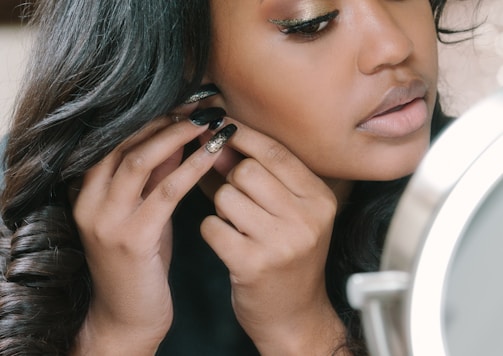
[1,0,502,137]
[1,0,32,136]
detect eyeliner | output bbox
[269,10,339,34]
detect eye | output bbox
[270,10,339,38]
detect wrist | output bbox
[250,298,348,356]
[71,309,169,356]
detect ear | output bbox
[197,75,227,111]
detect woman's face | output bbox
[207,0,438,181]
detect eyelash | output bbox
[271,10,339,40]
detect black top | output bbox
[159,186,258,355]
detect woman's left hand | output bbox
[201,120,347,355]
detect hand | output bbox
[71,109,226,355]
[200,120,348,355]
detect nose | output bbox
[355,2,414,74]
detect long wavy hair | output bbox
[0,0,465,355]
[0,0,209,354]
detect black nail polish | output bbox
[184,84,220,104]
[206,124,237,153]
[190,107,226,126]
[209,117,224,130]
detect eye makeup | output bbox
[269,10,339,35]
[265,0,339,40]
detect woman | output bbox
[1,0,456,355]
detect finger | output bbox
[73,150,123,222]
[213,183,271,237]
[142,147,184,198]
[200,215,255,273]
[223,118,324,197]
[199,129,245,177]
[108,120,209,207]
[73,117,175,223]
[78,116,177,205]
[225,158,295,217]
[141,126,236,225]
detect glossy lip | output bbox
[358,79,429,138]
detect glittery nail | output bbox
[205,124,237,153]
[184,84,220,104]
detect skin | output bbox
[72,0,439,355]
[206,0,438,183]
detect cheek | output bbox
[208,2,439,181]
[211,34,353,135]
[214,52,353,171]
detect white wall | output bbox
[438,0,503,117]
[0,25,32,136]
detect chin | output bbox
[343,150,428,182]
[318,163,418,183]
[363,154,427,181]
[369,139,431,181]
[366,167,416,181]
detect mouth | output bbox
[358,80,429,138]
[377,102,409,116]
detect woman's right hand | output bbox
[70,110,227,355]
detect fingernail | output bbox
[206,124,237,153]
[184,83,220,104]
[209,117,224,130]
[190,107,226,126]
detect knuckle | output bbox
[230,158,257,181]
[89,219,114,246]
[73,202,99,238]
[304,228,322,250]
[276,245,297,264]
[213,183,233,206]
[231,255,267,286]
[158,179,179,202]
[169,120,188,136]
[321,193,338,218]
[91,223,107,243]
[292,223,318,251]
[187,153,205,170]
[265,142,290,165]
[72,203,86,228]
[308,188,338,219]
[123,152,148,174]
[200,215,220,236]
[90,217,135,252]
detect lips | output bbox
[358,80,429,138]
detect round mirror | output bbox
[347,90,503,356]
